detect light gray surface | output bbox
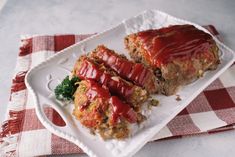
[0,0,235,157]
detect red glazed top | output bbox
[80,80,137,125]
[137,25,214,67]
[74,57,134,100]
[109,96,137,124]
[93,45,154,87]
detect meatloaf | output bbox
[124,24,220,95]
[89,45,159,93]
[73,80,140,139]
[72,56,148,108]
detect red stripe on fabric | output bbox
[11,82,26,93]
[155,125,235,141]
[0,110,25,137]
[204,88,235,110]
[186,93,213,113]
[213,88,235,124]
[19,38,33,56]
[21,107,66,132]
[167,115,200,136]
[11,71,27,93]
[177,109,189,115]
[21,109,44,131]
[215,108,235,124]
[19,36,55,57]
[1,107,66,134]
[18,34,92,57]
[227,87,235,102]
[204,79,224,91]
[208,124,235,134]
[54,35,75,52]
[51,134,83,154]
[13,71,27,83]
[32,36,55,52]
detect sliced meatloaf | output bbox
[73,80,139,139]
[89,45,159,93]
[72,56,148,108]
[124,24,220,95]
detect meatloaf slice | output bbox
[72,56,148,108]
[73,80,139,139]
[89,45,159,93]
[125,24,220,95]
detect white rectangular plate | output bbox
[25,10,235,157]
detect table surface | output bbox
[0,0,235,157]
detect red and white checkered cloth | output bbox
[1,25,235,157]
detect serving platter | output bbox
[25,10,235,157]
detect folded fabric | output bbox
[1,25,235,157]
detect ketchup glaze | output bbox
[80,80,137,124]
[92,45,154,87]
[137,25,215,67]
[75,57,134,99]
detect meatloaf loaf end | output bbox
[124,24,220,95]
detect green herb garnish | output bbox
[54,76,80,101]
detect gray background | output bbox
[0,0,235,157]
